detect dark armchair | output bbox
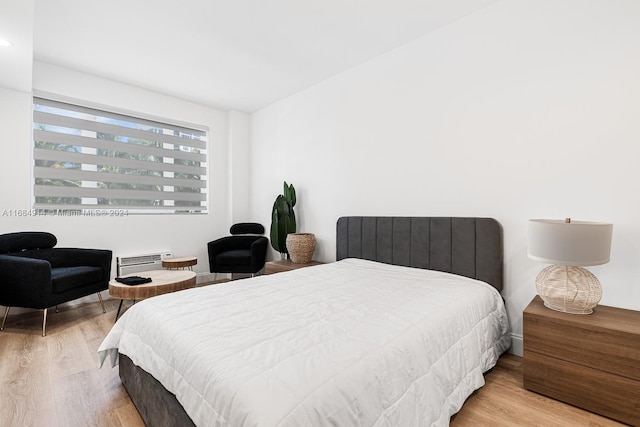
[207,223,268,278]
[0,231,112,336]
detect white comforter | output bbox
[98,258,511,427]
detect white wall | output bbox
[227,111,252,222]
[250,0,640,354]
[0,62,251,289]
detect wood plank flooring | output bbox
[0,297,628,427]
[1,298,144,427]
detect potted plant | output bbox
[270,181,296,258]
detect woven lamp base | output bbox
[286,233,316,264]
[535,265,602,314]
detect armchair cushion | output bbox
[51,266,104,294]
[215,250,252,267]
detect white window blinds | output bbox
[33,97,208,214]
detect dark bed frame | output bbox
[118,216,503,426]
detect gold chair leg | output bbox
[97,292,106,313]
[1,306,9,331]
[42,308,48,337]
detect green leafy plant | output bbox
[270,181,297,257]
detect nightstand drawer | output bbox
[524,350,640,426]
[524,297,640,381]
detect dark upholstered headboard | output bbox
[336,217,503,291]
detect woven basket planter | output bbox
[286,233,316,264]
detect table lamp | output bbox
[527,218,613,314]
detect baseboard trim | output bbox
[509,333,523,357]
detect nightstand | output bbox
[265,259,323,274]
[523,296,640,425]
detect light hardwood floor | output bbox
[0,297,627,427]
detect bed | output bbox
[98,216,511,426]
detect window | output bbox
[33,97,208,214]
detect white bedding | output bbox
[98,258,511,427]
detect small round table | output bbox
[109,269,196,320]
[162,256,197,270]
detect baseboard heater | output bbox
[117,251,172,276]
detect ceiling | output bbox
[2,0,498,112]
[0,0,34,93]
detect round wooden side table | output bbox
[162,256,197,270]
[109,269,196,320]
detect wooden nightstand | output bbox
[523,296,640,425]
[265,259,323,274]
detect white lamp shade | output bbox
[528,219,613,266]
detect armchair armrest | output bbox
[207,237,236,259]
[250,237,269,269]
[0,254,52,309]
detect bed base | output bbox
[119,353,195,427]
